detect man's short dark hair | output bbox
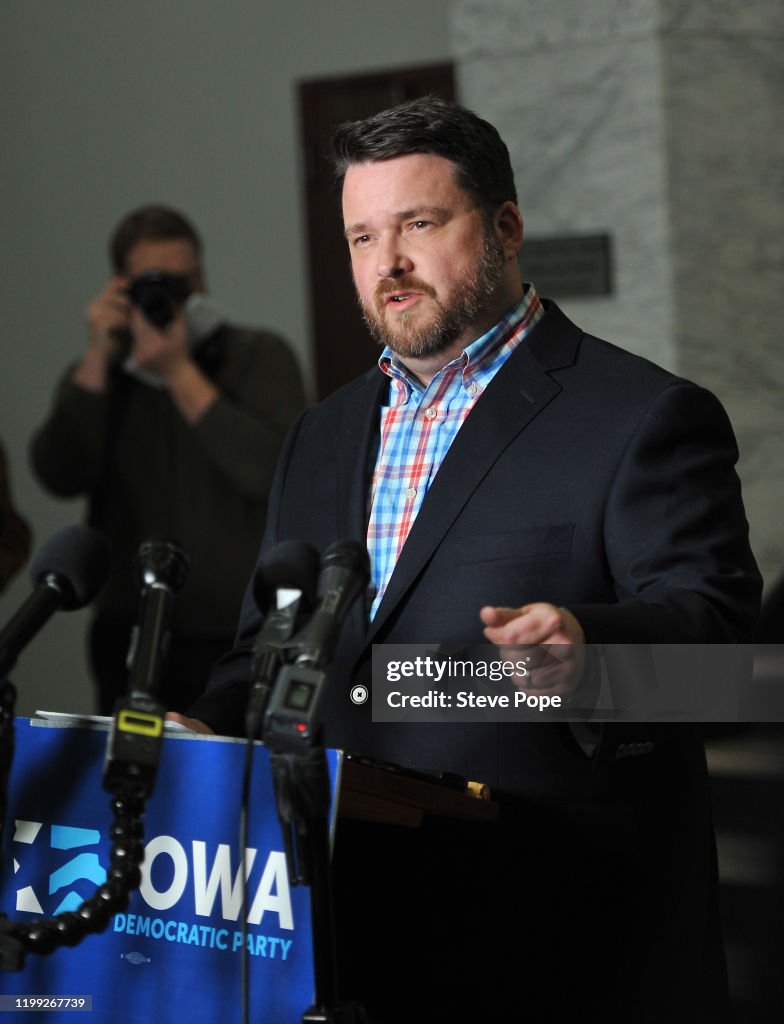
[330,96,517,214]
[109,204,202,273]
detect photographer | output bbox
[29,204,305,714]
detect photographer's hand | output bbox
[130,307,219,424]
[73,276,130,392]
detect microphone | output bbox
[245,540,319,738]
[125,539,190,699]
[291,539,371,670]
[261,539,369,752]
[103,539,189,801]
[0,524,111,677]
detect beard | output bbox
[358,226,506,360]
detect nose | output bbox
[377,235,413,280]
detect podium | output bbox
[0,719,496,1023]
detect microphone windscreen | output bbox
[28,525,112,610]
[136,538,190,594]
[253,540,319,610]
[321,539,370,579]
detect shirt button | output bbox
[467,382,479,396]
[405,487,417,501]
[424,406,437,420]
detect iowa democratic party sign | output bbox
[0,720,339,1022]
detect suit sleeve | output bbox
[569,381,761,642]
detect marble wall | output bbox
[452,0,784,588]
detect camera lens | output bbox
[127,271,191,329]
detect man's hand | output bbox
[480,603,586,698]
[165,712,214,735]
[129,307,218,423]
[74,276,131,391]
[128,307,190,379]
[480,602,585,646]
[86,275,132,349]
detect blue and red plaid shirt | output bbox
[367,286,544,618]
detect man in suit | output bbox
[175,98,761,1022]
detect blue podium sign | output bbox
[0,719,340,1023]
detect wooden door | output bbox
[299,64,456,400]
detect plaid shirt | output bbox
[367,286,544,618]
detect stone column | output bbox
[452,0,784,586]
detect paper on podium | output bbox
[33,709,189,731]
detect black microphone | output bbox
[0,524,111,677]
[103,539,189,801]
[246,540,319,738]
[261,540,369,752]
[125,539,190,699]
[291,539,370,670]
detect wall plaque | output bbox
[520,234,613,298]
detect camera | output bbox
[126,270,192,329]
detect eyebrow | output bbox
[344,206,452,239]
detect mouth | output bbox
[383,291,422,310]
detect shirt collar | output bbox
[378,283,543,399]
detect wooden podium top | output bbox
[336,755,499,827]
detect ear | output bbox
[493,202,524,261]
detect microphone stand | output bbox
[262,662,368,1024]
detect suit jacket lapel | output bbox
[334,368,386,636]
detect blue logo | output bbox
[13,820,107,916]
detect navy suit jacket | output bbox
[192,300,761,796]
[188,298,761,1020]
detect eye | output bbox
[351,234,373,248]
[409,220,431,231]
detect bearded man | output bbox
[176,98,761,1023]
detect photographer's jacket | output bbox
[30,323,304,638]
